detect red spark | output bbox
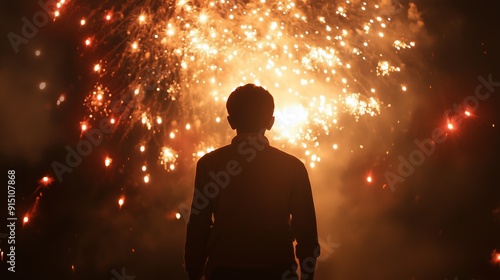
[40,176,53,186]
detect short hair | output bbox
[226,84,275,133]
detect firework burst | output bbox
[68,0,418,178]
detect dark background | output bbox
[1,0,499,279]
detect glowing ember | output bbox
[118,196,125,208]
[56,94,66,106]
[104,157,112,167]
[160,147,178,171]
[491,250,500,265]
[40,176,53,186]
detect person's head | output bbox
[226,83,275,133]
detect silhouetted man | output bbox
[184,84,319,280]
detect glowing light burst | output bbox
[118,195,125,208]
[366,175,373,183]
[492,250,500,265]
[40,176,53,186]
[274,104,308,143]
[74,0,418,177]
[194,144,216,158]
[160,147,178,171]
[104,156,112,167]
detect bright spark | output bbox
[105,156,112,167]
[118,196,125,208]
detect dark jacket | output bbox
[185,133,319,280]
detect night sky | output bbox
[1,0,499,280]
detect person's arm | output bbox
[290,162,320,280]
[184,158,213,280]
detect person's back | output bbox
[184,84,319,280]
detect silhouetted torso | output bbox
[185,133,318,280]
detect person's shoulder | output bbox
[267,146,306,167]
[197,144,233,164]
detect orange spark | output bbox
[104,156,112,167]
[118,196,125,208]
[40,176,53,186]
[491,250,500,265]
